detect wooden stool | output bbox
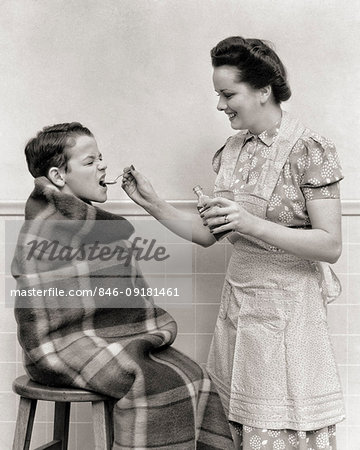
[12,375,115,450]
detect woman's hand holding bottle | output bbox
[199,197,255,237]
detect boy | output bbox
[12,123,233,449]
[25,122,108,203]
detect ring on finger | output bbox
[224,214,229,224]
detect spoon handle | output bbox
[105,165,135,185]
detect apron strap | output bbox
[252,111,306,201]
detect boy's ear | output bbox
[47,167,66,188]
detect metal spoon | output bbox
[105,165,135,185]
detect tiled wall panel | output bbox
[0,213,359,449]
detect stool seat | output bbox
[13,375,111,402]
[12,375,115,450]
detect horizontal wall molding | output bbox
[0,199,359,216]
[0,200,196,217]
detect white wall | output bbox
[1,0,359,201]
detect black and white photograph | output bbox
[0,1,359,449]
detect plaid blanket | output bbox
[12,177,233,449]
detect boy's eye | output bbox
[85,156,102,165]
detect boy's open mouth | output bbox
[99,176,107,188]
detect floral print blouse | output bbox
[212,120,344,228]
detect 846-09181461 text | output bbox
[10,286,180,298]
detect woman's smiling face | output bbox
[61,134,108,203]
[213,65,262,132]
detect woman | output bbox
[122,37,345,449]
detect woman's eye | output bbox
[86,161,94,165]
[216,93,233,99]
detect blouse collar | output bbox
[244,117,282,147]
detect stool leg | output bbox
[106,400,116,448]
[12,397,37,450]
[92,401,111,450]
[53,402,70,450]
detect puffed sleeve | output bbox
[212,144,226,174]
[298,134,344,202]
[212,136,233,174]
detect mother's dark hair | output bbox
[211,36,291,104]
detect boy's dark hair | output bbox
[25,122,93,178]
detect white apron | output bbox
[206,112,345,431]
